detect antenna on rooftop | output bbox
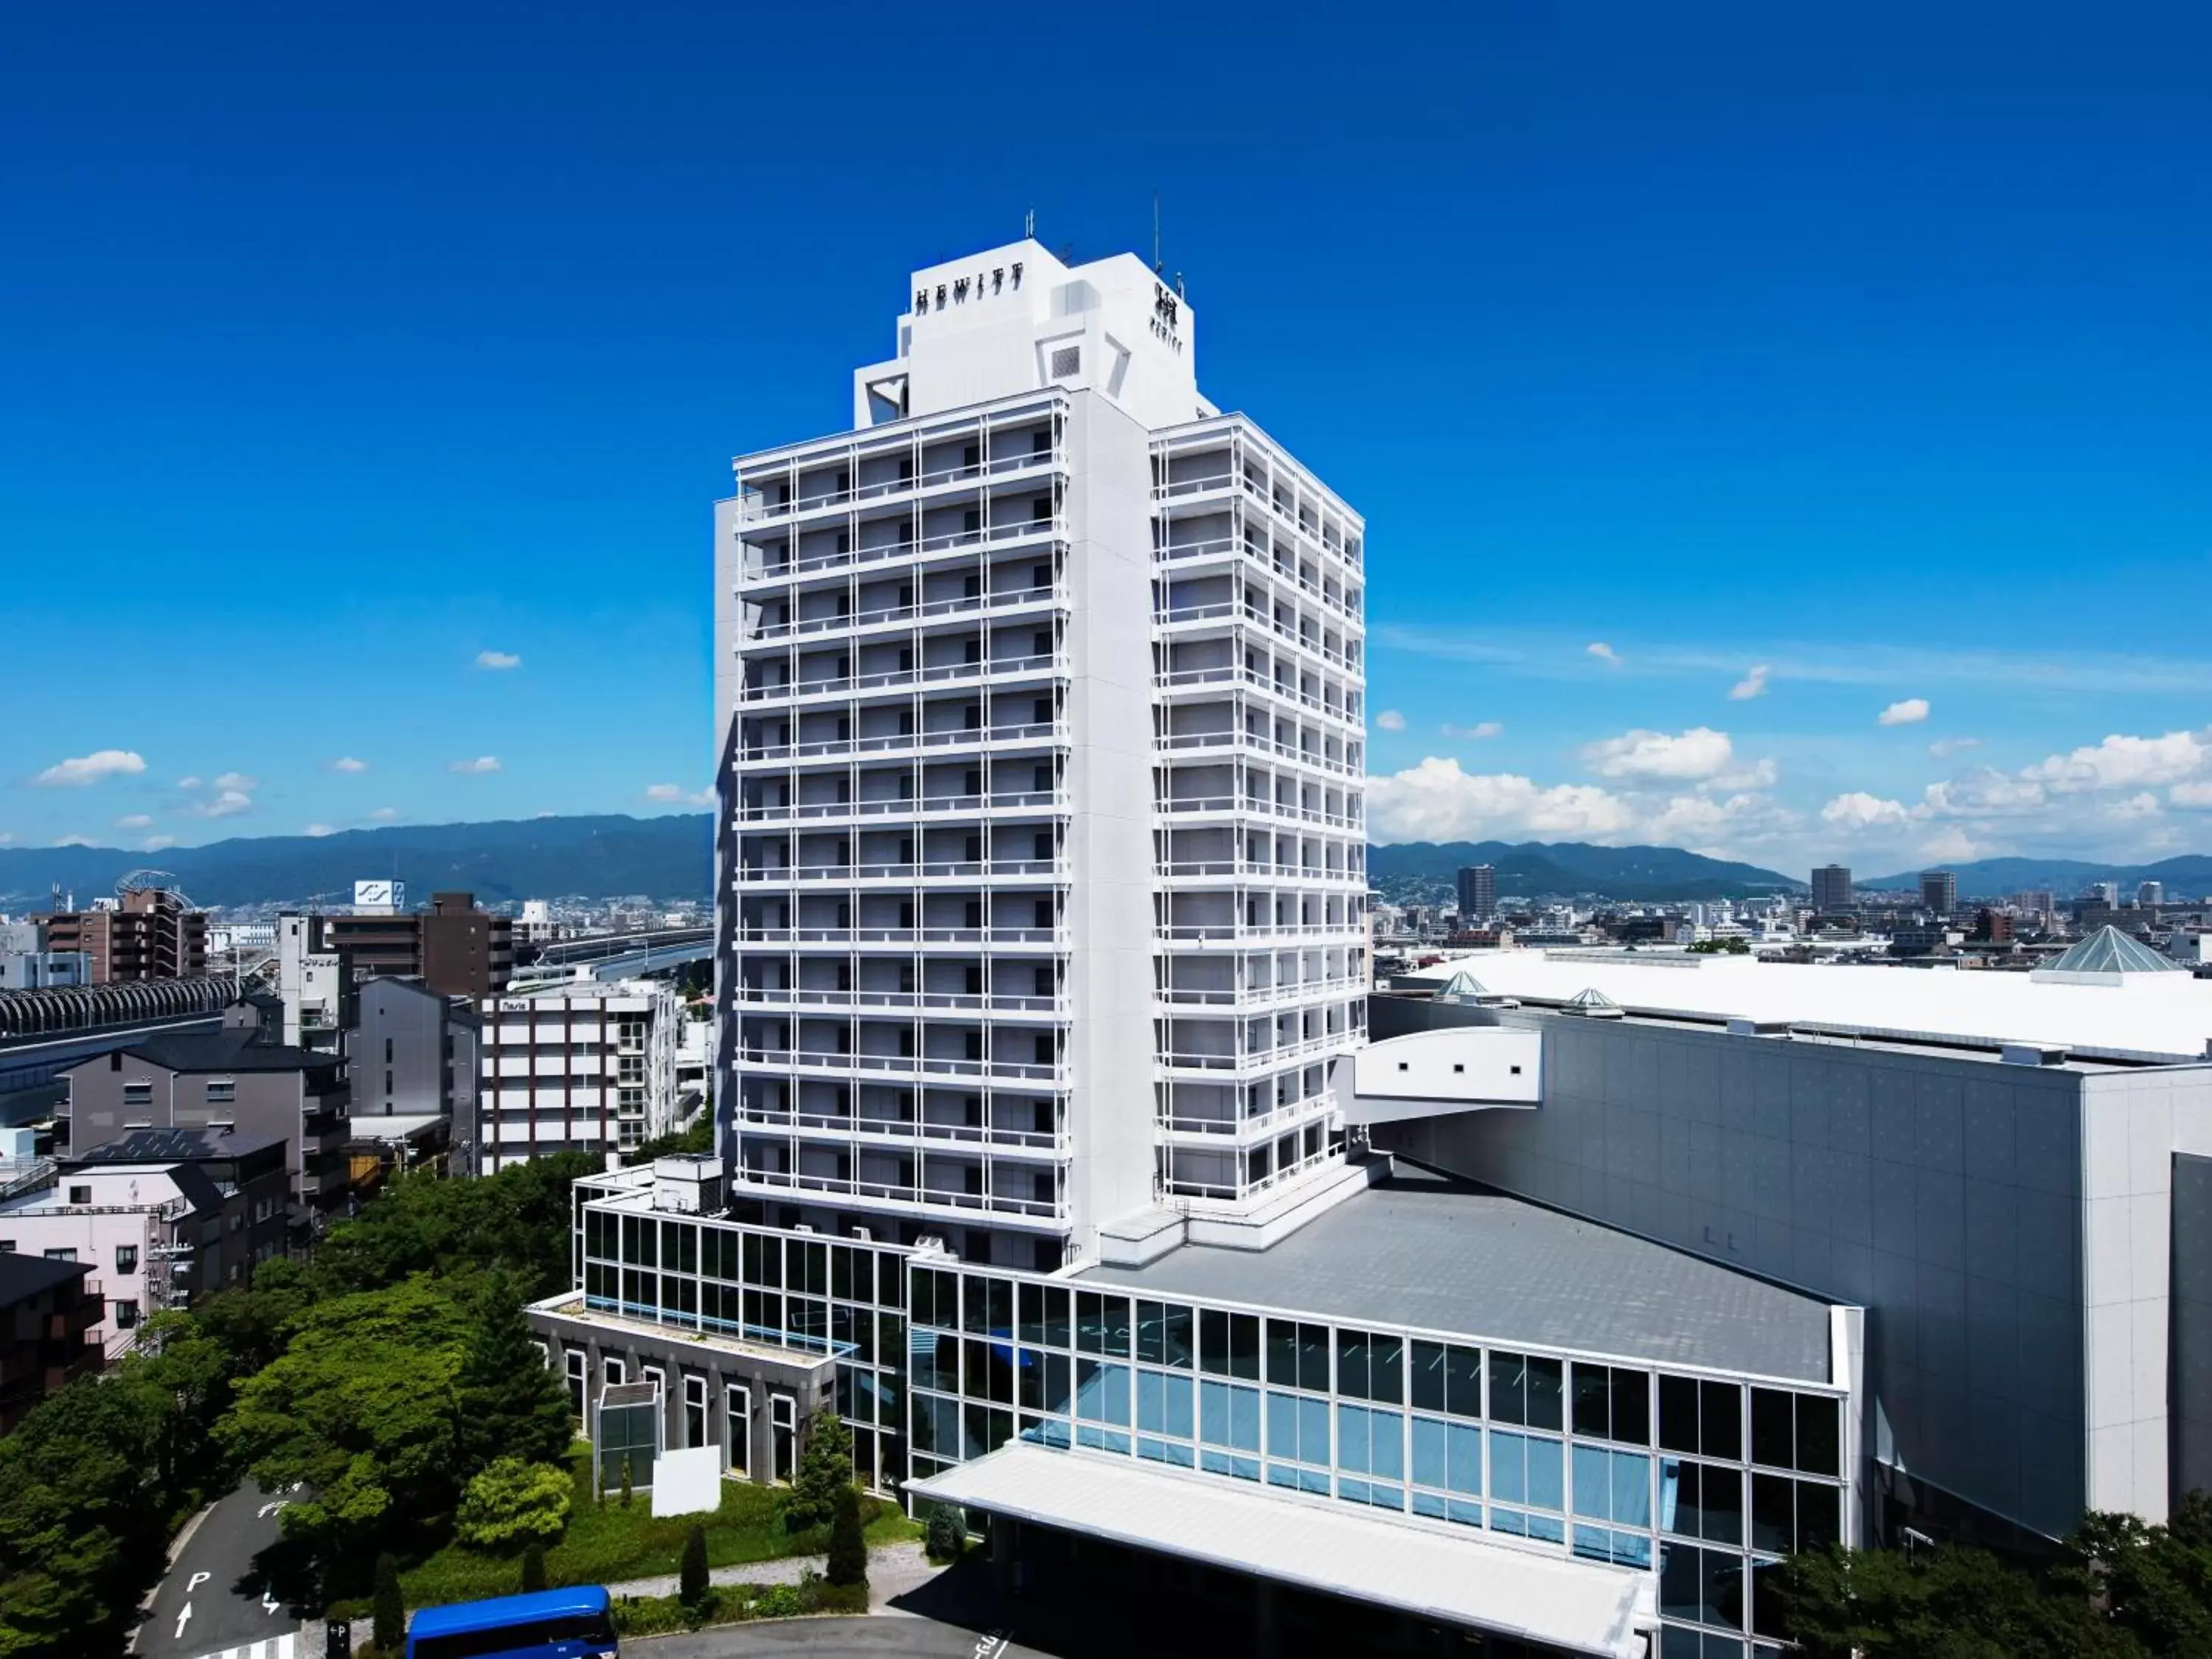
[1152,190,1161,273]
[1024,208,1034,240]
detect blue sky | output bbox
[3,1,2208,876]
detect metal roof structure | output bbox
[907,1441,1655,1657]
[112,1029,344,1075]
[2031,925,2188,985]
[1413,947,2212,1065]
[1081,1164,1837,1382]
[0,977,234,1041]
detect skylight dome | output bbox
[2030,925,2187,987]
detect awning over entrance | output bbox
[907,1442,1655,1658]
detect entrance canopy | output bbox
[907,1442,1655,1658]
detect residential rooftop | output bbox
[1411,943,2212,1065]
[117,1029,344,1074]
[1078,1163,1839,1384]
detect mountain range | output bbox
[0,815,714,911]
[4,815,2205,910]
[1367,841,1800,902]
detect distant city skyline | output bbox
[4,6,2208,872]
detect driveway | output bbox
[135,1483,302,1659]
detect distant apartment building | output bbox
[1455,865,1496,924]
[0,950,91,990]
[1810,864,1853,914]
[278,890,515,1038]
[2140,880,2166,908]
[476,979,681,1171]
[0,1147,275,1358]
[35,887,207,984]
[1919,869,1958,915]
[0,1253,102,1430]
[58,1008,352,1231]
[349,976,481,1166]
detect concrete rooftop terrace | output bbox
[1079,1163,1839,1384]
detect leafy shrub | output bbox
[455,1458,572,1551]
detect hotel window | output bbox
[1488,1428,1565,1543]
[1659,1543,1745,1635]
[1265,1388,1332,1495]
[683,1376,708,1447]
[1335,1402,1404,1509]
[1411,1414,1484,1526]
[1572,1444,1655,1567]
[1409,1339,1482,1419]
[1265,1319,1330,1393]
[1074,1292,1131,1357]
[1199,1308,1260,1380]
[115,1245,138,1275]
[123,1081,153,1107]
[1660,1376,1743,1461]
[1572,1362,1651,1446]
[726,1384,750,1475]
[1489,1350,1564,1431]
[565,1349,586,1419]
[1335,1329,1402,1404]
[1135,1301,1194,1369]
[1200,1379,1262,1481]
[1136,1369,1194,1467]
[1662,1458,1744,1546]
[1750,1472,1841,1555]
[206,1079,235,1105]
[1750,1388,1840,1478]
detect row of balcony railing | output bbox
[744,580,1065,644]
[1157,1088,1338,1141]
[1151,467,1363,571]
[740,445,1063,525]
[730,1165,1062,1220]
[1153,534,1362,624]
[741,517,1064,586]
[1155,661,1362,726]
[735,1107,1068,1155]
[739,650,1064,705]
[739,723,1062,768]
[1155,602,1361,674]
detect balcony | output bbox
[740,514,1066,585]
[1155,976,1366,1010]
[1154,794,1361,832]
[737,858,1065,887]
[1152,535,1360,624]
[734,924,1065,951]
[740,444,1063,529]
[1156,860,1366,888]
[1155,1030,1354,1079]
[736,987,1065,1018]
[743,580,1066,646]
[737,723,1064,770]
[729,1165,1062,1222]
[734,790,1068,829]
[736,1047,1067,1088]
[737,650,1066,706]
[735,1106,1067,1155]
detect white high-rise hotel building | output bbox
[713,239,1368,1270]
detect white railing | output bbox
[741,445,1062,524]
[737,858,1065,885]
[741,517,1065,584]
[747,582,1065,644]
[737,652,1065,703]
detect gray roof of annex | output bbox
[1079,1164,1839,1384]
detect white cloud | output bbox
[2105,791,2163,822]
[1927,737,1981,759]
[175,775,202,790]
[1919,768,2045,818]
[1877,698,1930,726]
[52,834,95,847]
[476,650,522,671]
[1580,726,1738,782]
[327,757,369,773]
[1727,664,1770,700]
[2172,782,2212,808]
[1917,827,1984,863]
[1586,642,1621,665]
[114,813,154,830]
[34,749,147,787]
[0,832,13,846]
[1439,721,1503,741]
[2021,728,2208,793]
[369,807,399,821]
[143,835,175,852]
[643,783,684,801]
[449,757,502,773]
[212,771,257,792]
[1820,791,1913,830]
[1374,709,1407,732]
[183,788,254,820]
[305,823,337,838]
[1368,757,1638,843]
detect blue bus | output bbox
[404,1586,617,1659]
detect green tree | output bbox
[2067,1498,2212,1654]
[1776,1540,2141,1658]
[454,1275,572,1474]
[371,1551,405,1653]
[923,1503,966,1564]
[785,1412,853,1531]
[621,1118,713,1165]
[454,1458,572,1552]
[520,1543,546,1595]
[217,1278,474,1567]
[678,1522,709,1610]
[826,1485,867,1588]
